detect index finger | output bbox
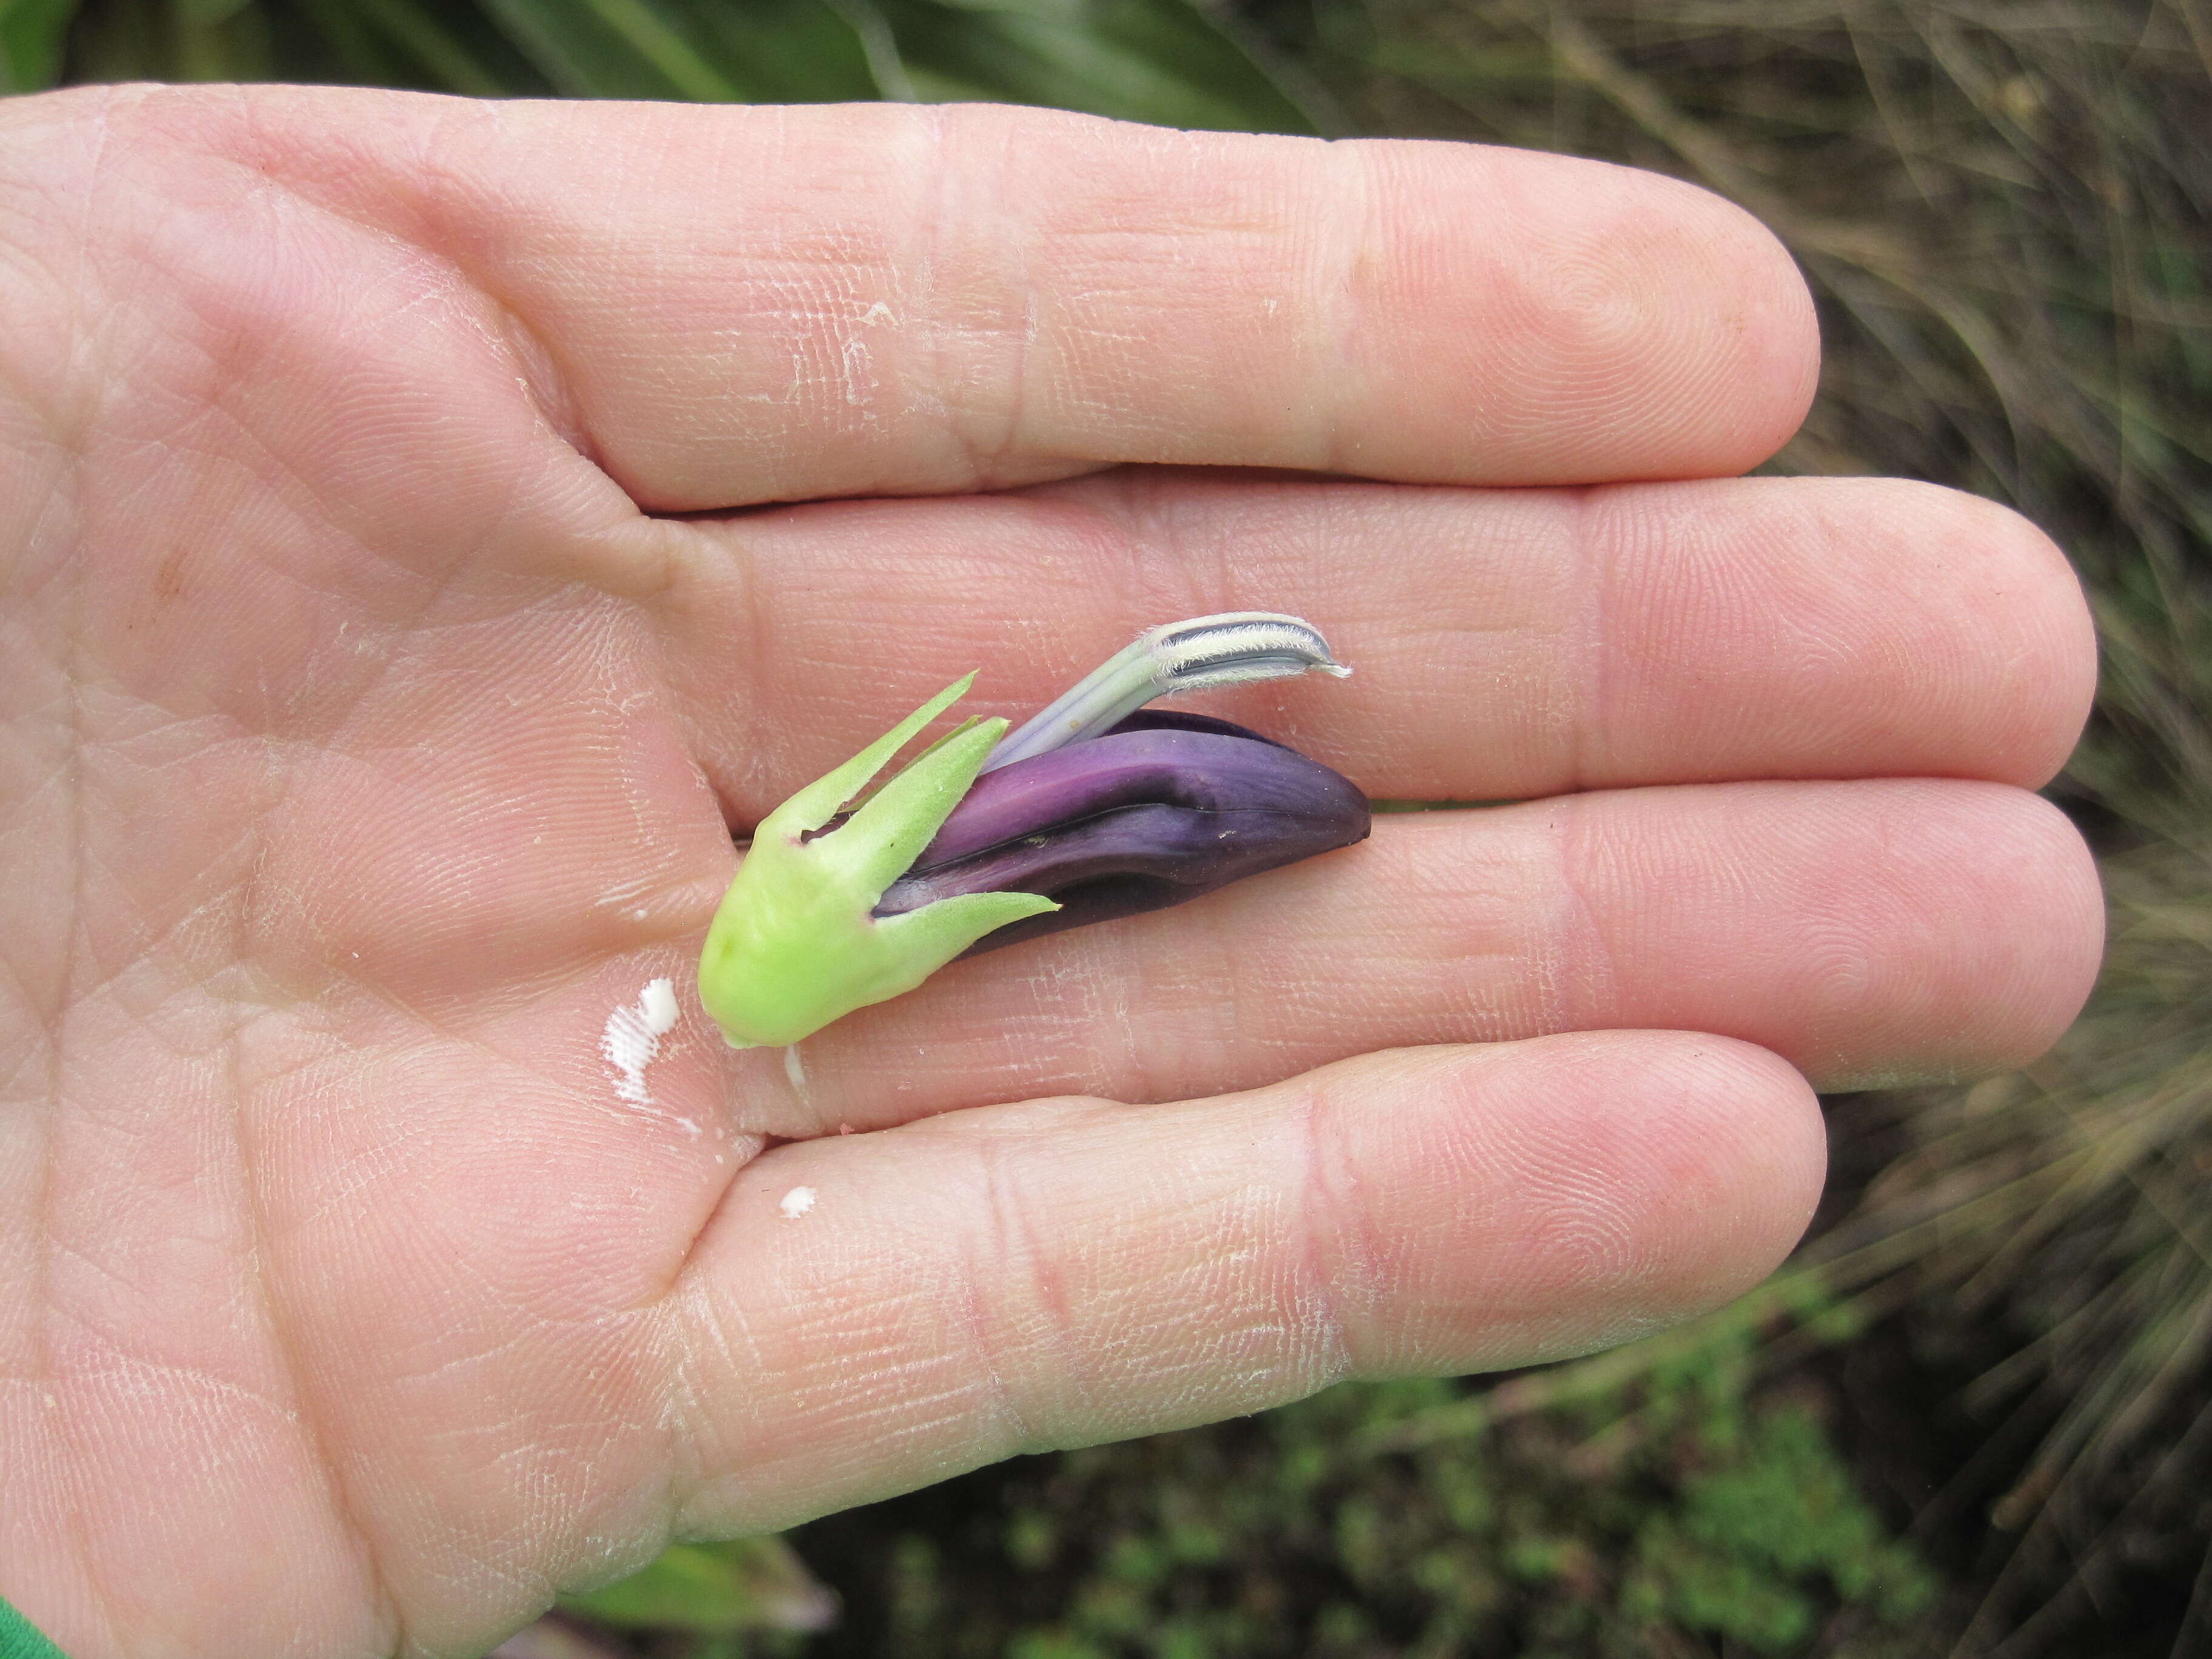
[104,87,1818,509]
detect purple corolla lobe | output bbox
[874,711,1370,955]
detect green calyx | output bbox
[697,675,1060,1048]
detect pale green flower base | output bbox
[697,677,1057,1048]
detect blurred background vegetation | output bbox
[8,0,2207,1653]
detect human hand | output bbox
[0,86,2100,1658]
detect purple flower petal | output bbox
[874,714,1367,955]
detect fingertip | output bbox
[1675,183,1822,474]
[1600,1032,1828,1316]
[1618,169,1822,475]
[1916,483,2099,787]
[1965,786,2106,1071]
[1344,145,1820,482]
[1590,165,1822,475]
[1323,1031,1824,1370]
[1792,780,2103,1087]
[1538,1029,1827,1309]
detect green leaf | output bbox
[1,0,82,89]
[557,1537,836,1634]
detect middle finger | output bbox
[662,469,2093,818]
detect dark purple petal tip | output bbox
[874,712,1369,955]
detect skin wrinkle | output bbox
[660,1130,768,1316]
[1313,142,1366,475]
[1102,469,1203,630]
[960,1129,1053,1456]
[646,528,760,833]
[0,435,77,622]
[38,246,103,1659]
[224,1212,407,1659]
[930,105,1005,481]
[110,435,506,812]
[144,116,643,612]
[1571,483,1613,798]
[33,1346,300,1434]
[395,1305,637,1414]
[667,1318,744,1523]
[52,931,252,1078]
[285,721,677,1008]
[1292,1076,1358,1387]
[664,1282,762,1530]
[1511,806,1604,1044]
[0,1030,52,1104]
[739,523,795,830]
[1080,920,1145,1122]
[0,175,102,1549]
[411,109,619,480]
[625,1315,695,1594]
[987,138,1057,485]
[0,264,76,430]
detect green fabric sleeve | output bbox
[0,1597,69,1659]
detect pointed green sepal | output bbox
[697,679,1061,1047]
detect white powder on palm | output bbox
[602,977,680,1106]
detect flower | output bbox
[697,615,1365,1048]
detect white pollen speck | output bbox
[779,1185,817,1219]
[603,977,680,1105]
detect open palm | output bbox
[0,86,2101,1658]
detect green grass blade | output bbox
[471,0,884,102]
[0,0,81,90]
[868,0,1319,133]
[327,0,506,95]
[475,0,733,99]
[682,0,882,101]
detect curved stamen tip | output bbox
[985,611,1349,771]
